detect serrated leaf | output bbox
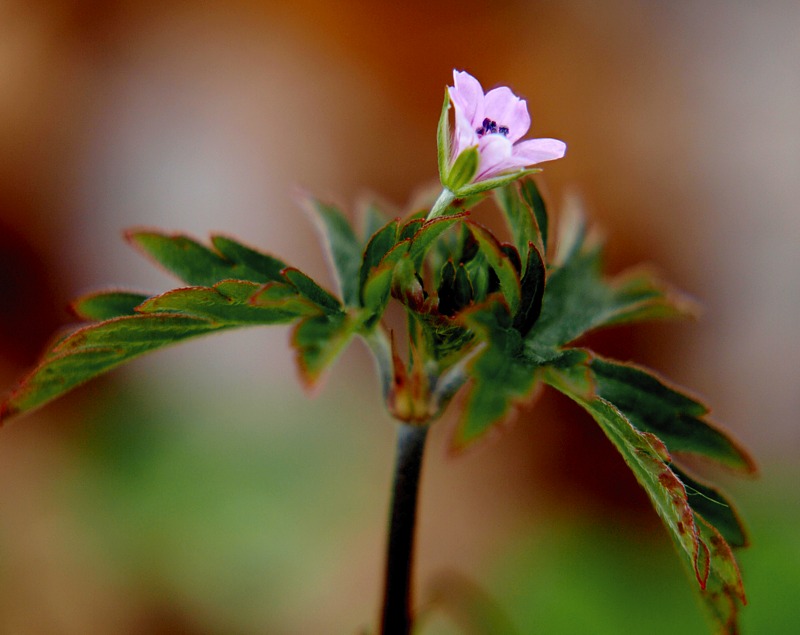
[281,268,342,315]
[250,281,325,317]
[520,179,549,255]
[399,218,424,242]
[409,213,468,267]
[455,301,543,445]
[693,513,747,632]
[128,231,286,286]
[589,357,755,473]
[302,197,362,306]
[527,240,693,349]
[495,182,541,271]
[512,243,546,336]
[361,262,395,318]
[359,219,399,304]
[292,312,358,388]
[544,365,746,634]
[672,465,748,548]
[359,214,468,319]
[71,291,150,320]
[1,315,224,420]
[210,235,288,283]
[468,223,521,315]
[137,280,313,324]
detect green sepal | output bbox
[443,147,480,192]
[127,230,287,286]
[436,88,451,184]
[451,168,542,198]
[70,291,150,320]
[302,196,362,306]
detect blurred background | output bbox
[1,1,798,633]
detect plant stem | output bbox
[426,188,456,220]
[380,422,430,635]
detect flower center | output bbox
[476,117,510,138]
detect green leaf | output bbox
[672,465,748,548]
[409,213,468,267]
[693,513,747,632]
[292,312,358,388]
[361,261,395,317]
[495,182,540,271]
[70,291,150,320]
[358,219,399,304]
[437,261,473,316]
[359,213,468,321]
[456,302,529,444]
[468,223,521,315]
[520,179,549,255]
[512,243,546,336]
[281,268,342,315]
[544,365,746,634]
[527,238,694,349]
[1,315,225,420]
[128,230,287,286]
[210,235,288,283]
[589,357,755,473]
[302,197,362,306]
[137,280,314,324]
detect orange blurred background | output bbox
[1,2,798,633]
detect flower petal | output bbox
[449,70,485,128]
[511,138,567,164]
[484,87,530,142]
[476,134,514,180]
[452,109,479,159]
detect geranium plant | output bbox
[1,70,754,634]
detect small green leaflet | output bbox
[127,231,288,286]
[302,195,363,306]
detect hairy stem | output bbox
[380,422,430,635]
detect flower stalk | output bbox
[380,422,430,635]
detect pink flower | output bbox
[448,70,566,183]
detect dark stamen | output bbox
[476,117,507,138]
